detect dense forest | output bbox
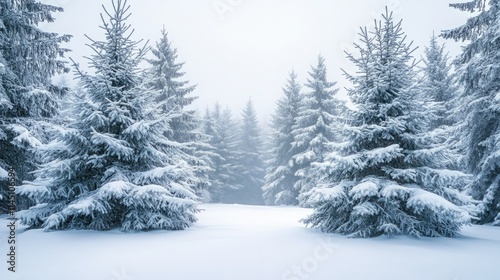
[0,0,498,237]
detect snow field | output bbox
[0,203,499,280]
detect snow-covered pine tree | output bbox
[0,0,71,212]
[189,129,215,202]
[146,27,198,143]
[17,0,199,231]
[195,108,224,202]
[203,103,242,202]
[145,27,211,201]
[227,99,265,205]
[263,71,302,205]
[442,0,500,226]
[303,9,471,238]
[421,34,458,128]
[0,0,71,112]
[291,55,342,206]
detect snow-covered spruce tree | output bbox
[442,0,500,226]
[145,27,211,201]
[17,0,199,231]
[420,35,467,172]
[188,130,215,202]
[0,0,71,212]
[203,103,242,202]
[421,34,458,128]
[303,10,471,238]
[0,0,70,114]
[195,108,224,202]
[291,55,343,206]
[226,99,265,205]
[146,27,198,143]
[263,71,302,205]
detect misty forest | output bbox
[1,0,499,237]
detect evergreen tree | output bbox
[146,27,197,143]
[189,129,215,202]
[263,71,302,205]
[0,0,71,212]
[442,0,500,225]
[421,34,458,128]
[146,27,210,201]
[200,107,220,201]
[420,34,467,172]
[17,0,199,231]
[291,55,342,206]
[203,103,241,202]
[303,10,471,237]
[228,99,265,205]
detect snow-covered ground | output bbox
[1,204,499,280]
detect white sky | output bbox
[42,0,471,125]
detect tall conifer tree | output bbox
[304,10,471,237]
[421,34,458,128]
[17,0,199,231]
[146,27,210,201]
[229,99,265,205]
[0,0,71,212]
[291,55,342,206]
[442,0,500,225]
[263,71,302,205]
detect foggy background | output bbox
[41,0,471,125]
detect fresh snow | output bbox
[1,203,499,280]
[16,180,51,197]
[349,180,378,200]
[409,189,467,215]
[98,181,134,200]
[381,183,411,198]
[65,197,97,212]
[364,144,403,165]
[7,124,42,148]
[306,184,346,204]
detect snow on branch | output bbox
[382,167,418,182]
[7,124,42,148]
[408,189,470,223]
[90,129,134,160]
[306,184,347,205]
[16,180,52,200]
[97,180,135,201]
[349,180,379,201]
[364,144,403,166]
[380,184,412,199]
